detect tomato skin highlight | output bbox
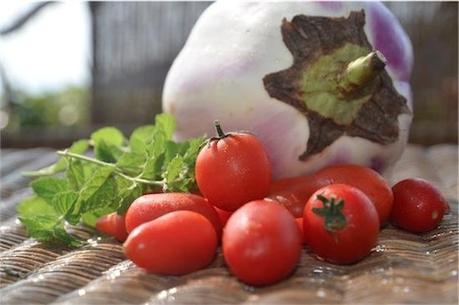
[124,211,217,275]
[391,178,447,233]
[313,164,393,225]
[267,175,318,218]
[95,212,128,242]
[195,128,271,212]
[303,184,379,265]
[223,200,302,286]
[125,193,222,237]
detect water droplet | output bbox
[157,290,168,300]
[78,289,86,296]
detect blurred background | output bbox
[0,2,457,148]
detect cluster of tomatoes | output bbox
[96,122,449,286]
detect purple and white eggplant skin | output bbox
[163,1,414,179]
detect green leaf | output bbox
[91,127,125,162]
[51,191,78,215]
[91,127,125,147]
[67,159,89,190]
[18,196,57,218]
[23,140,89,177]
[155,113,175,140]
[116,152,146,176]
[71,167,115,219]
[162,155,191,192]
[115,177,144,214]
[17,196,79,247]
[31,177,70,202]
[129,125,156,153]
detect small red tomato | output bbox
[195,121,272,211]
[124,210,217,275]
[96,212,128,242]
[267,175,319,217]
[303,184,379,265]
[313,164,393,225]
[125,193,222,237]
[214,206,232,227]
[295,218,306,244]
[391,178,448,233]
[223,200,302,286]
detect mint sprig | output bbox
[18,113,205,246]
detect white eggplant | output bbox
[163,1,413,178]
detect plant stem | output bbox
[57,150,163,187]
[214,120,226,138]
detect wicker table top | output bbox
[0,144,458,305]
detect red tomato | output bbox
[125,193,222,237]
[303,184,379,265]
[95,212,128,242]
[295,218,306,244]
[214,207,232,227]
[223,200,302,286]
[124,210,217,275]
[267,175,319,217]
[195,121,271,211]
[391,178,448,233]
[313,164,393,225]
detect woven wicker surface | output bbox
[0,144,457,305]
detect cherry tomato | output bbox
[267,175,319,217]
[295,218,306,244]
[223,200,302,286]
[214,206,232,227]
[391,178,448,233]
[125,193,222,237]
[313,164,393,225]
[195,121,271,211]
[303,184,379,265]
[124,210,217,275]
[95,212,128,242]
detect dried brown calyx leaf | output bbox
[263,10,410,160]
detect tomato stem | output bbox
[214,120,226,138]
[312,194,347,232]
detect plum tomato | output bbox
[125,193,222,237]
[223,200,302,286]
[95,212,128,242]
[267,175,319,217]
[313,164,393,225]
[195,121,271,212]
[303,184,379,265]
[391,178,448,233]
[124,210,218,275]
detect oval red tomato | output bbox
[223,200,302,286]
[125,193,222,237]
[195,122,271,211]
[124,210,217,275]
[303,184,379,264]
[391,178,448,233]
[267,175,319,217]
[313,164,393,225]
[96,212,128,242]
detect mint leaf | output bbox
[17,196,79,246]
[67,159,88,190]
[23,140,89,177]
[155,113,175,140]
[91,127,125,162]
[31,177,70,201]
[51,190,78,216]
[129,125,156,153]
[116,152,146,176]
